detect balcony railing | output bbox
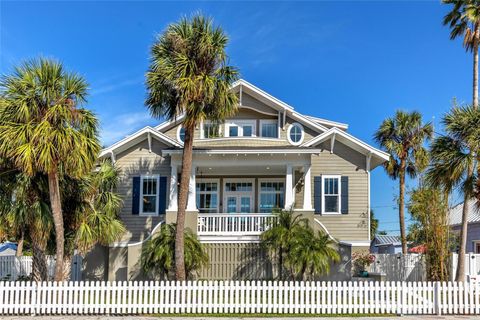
[197,213,276,236]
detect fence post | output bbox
[434,281,441,315]
[31,281,38,316]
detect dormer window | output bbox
[177,126,185,143]
[202,122,221,139]
[260,120,278,138]
[225,120,256,137]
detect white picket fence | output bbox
[452,253,480,281]
[0,256,82,281]
[0,280,480,315]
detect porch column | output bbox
[186,165,197,211]
[285,164,294,210]
[167,164,178,211]
[303,164,313,210]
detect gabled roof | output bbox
[99,126,182,158]
[0,242,17,253]
[304,115,348,130]
[373,235,401,246]
[301,127,390,168]
[449,200,480,226]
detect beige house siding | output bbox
[115,138,171,243]
[161,109,321,148]
[241,92,279,115]
[310,141,369,242]
[199,243,273,280]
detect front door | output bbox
[223,180,254,213]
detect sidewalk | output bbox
[2,316,480,320]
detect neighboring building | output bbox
[0,242,17,256]
[85,79,389,281]
[449,200,480,253]
[370,235,403,254]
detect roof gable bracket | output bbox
[330,132,336,154]
[282,111,287,130]
[147,132,152,153]
[366,152,372,172]
[110,151,116,164]
[240,84,243,106]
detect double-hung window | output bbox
[196,180,219,213]
[202,122,221,139]
[225,120,255,137]
[259,180,285,213]
[140,175,159,215]
[322,175,341,214]
[260,120,278,138]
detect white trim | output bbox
[224,119,256,138]
[162,149,323,155]
[303,164,313,210]
[258,178,286,213]
[287,122,305,146]
[140,175,160,216]
[223,178,255,213]
[155,114,186,131]
[196,178,220,213]
[313,218,338,243]
[259,119,279,138]
[176,125,185,144]
[301,127,390,161]
[110,221,164,247]
[339,240,371,247]
[232,79,294,112]
[305,115,349,130]
[199,236,261,243]
[99,126,182,158]
[187,166,197,211]
[238,105,278,116]
[168,165,178,211]
[196,137,283,143]
[321,175,341,215]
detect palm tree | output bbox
[426,105,480,281]
[0,58,100,280]
[289,228,340,280]
[443,0,480,108]
[145,14,239,280]
[61,160,126,279]
[0,169,53,281]
[374,111,433,254]
[261,208,308,280]
[141,223,208,280]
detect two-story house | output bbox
[83,80,389,281]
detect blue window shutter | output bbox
[314,176,322,214]
[159,176,167,214]
[132,177,140,215]
[341,176,349,214]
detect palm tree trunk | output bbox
[473,27,479,109]
[456,161,475,282]
[32,242,48,282]
[278,248,283,280]
[175,124,195,281]
[399,160,407,254]
[48,169,65,281]
[15,229,24,257]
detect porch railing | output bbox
[197,213,276,235]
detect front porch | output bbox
[163,150,316,238]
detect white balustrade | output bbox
[197,213,276,235]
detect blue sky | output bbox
[0,1,473,233]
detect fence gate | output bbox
[370,253,426,281]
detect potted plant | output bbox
[352,251,375,277]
